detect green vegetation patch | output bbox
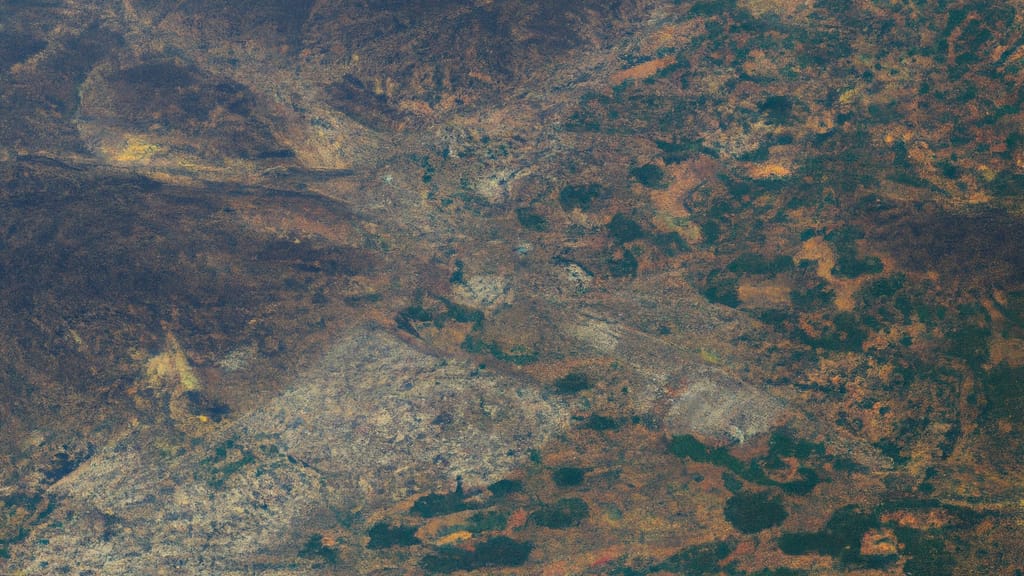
[463,510,509,533]
[857,274,905,301]
[487,479,523,497]
[462,335,537,365]
[400,304,434,323]
[437,297,484,326]
[669,434,823,495]
[396,298,487,337]
[980,363,1024,424]
[778,506,881,566]
[826,226,883,278]
[299,534,338,565]
[800,312,868,352]
[42,450,91,484]
[583,413,620,430]
[607,213,646,243]
[655,137,716,163]
[608,249,639,278]
[997,290,1024,333]
[553,372,592,394]
[630,163,668,188]
[551,466,586,487]
[529,497,590,529]
[515,207,548,231]
[412,479,477,517]
[892,527,954,576]
[198,440,257,489]
[652,540,737,574]
[724,491,788,533]
[759,95,795,125]
[727,253,794,277]
[700,219,721,244]
[670,434,742,468]
[558,183,603,211]
[987,170,1024,198]
[420,536,533,573]
[688,0,740,16]
[791,280,835,312]
[651,231,690,255]
[703,271,740,307]
[366,522,420,549]
[767,430,826,460]
[946,322,991,371]
[449,260,464,284]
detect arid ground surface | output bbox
[2,1,1024,574]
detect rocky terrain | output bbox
[1,0,1023,574]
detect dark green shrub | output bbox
[412,479,474,517]
[804,312,867,352]
[551,467,585,487]
[894,528,953,576]
[529,498,590,528]
[630,163,668,188]
[607,213,645,243]
[558,184,602,211]
[947,324,991,371]
[488,479,523,497]
[608,249,638,278]
[652,231,689,254]
[464,510,509,532]
[515,207,548,231]
[760,95,794,124]
[656,138,714,163]
[767,431,825,460]
[779,506,879,564]
[703,272,740,307]
[654,540,737,574]
[299,534,338,564]
[981,363,1024,423]
[366,522,420,549]
[472,536,532,566]
[858,274,904,300]
[420,536,533,572]
[827,226,883,278]
[553,372,591,394]
[583,414,619,430]
[701,220,721,244]
[723,491,787,533]
[727,253,793,276]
